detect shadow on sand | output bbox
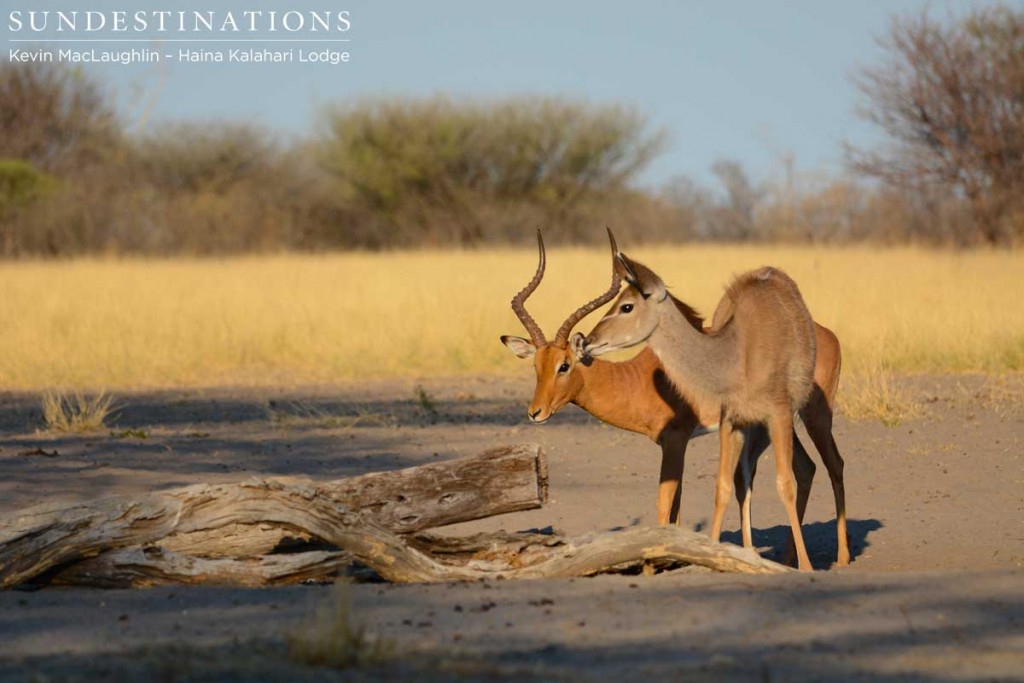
[720,518,883,569]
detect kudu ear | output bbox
[614,252,634,281]
[618,253,667,302]
[500,335,536,359]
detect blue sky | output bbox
[3,0,1007,187]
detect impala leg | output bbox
[781,432,816,566]
[769,410,813,571]
[711,419,742,542]
[657,426,691,526]
[734,425,769,549]
[801,400,849,566]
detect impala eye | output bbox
[620,303,634,313]
[557,361,571,374]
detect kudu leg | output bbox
[735,426,815,564]
[656,426,691,525]
[781,433,816,566]
[801,402,849,566]
[733,425,769,548]
[769,410,813,571]
[710,420,743,542]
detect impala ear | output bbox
[569,333,594,367]
[500,335,536,359]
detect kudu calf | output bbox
[584,233,847,571]
[502,232,848,567]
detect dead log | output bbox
[318,524,793,582]
[1,438,792,587]
[0,444,546,587]
[50,547,353,588]
[166,442,547,557]
[49,525,789,587]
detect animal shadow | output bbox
[720,518,883,570]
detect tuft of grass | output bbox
[266,400,394,429]
[838,365,922,427]
[41,390,117,433]
[289,582,393,669]
[957,375,1024,411]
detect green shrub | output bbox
[317,96,666,245]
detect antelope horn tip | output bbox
[605,226,619,256]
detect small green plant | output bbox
[41,390,117,433]
[289,582,393,669]
[0,159,56,218]
[111,428,147,439]
[414,385,439,423]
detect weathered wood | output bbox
[1,439,791,587]
[325,524,793,582]
[160,524,316,557]
[50,547,353,588]
[164,442,547,557]
[47,525,789,587]
[0,444,546,587]
[320,442,548,532]
[53,529,560,588]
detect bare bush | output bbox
[125,122,325,253]
[708,159,763,240]
[848,5,1024,245]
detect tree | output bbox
[0,60,120,174]
[316,96,665,246]
[709,159,763,240]
[848,6,1024,245]
[126,122,326,253]
[0,159,56,255]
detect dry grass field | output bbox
[2,245,1024,681]
[1,245,1022,396]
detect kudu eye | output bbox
[557,361,571,374]
[620,303,634,314]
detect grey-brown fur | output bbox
[709,266,817,424]
[584,247,821,571]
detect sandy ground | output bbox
[0,374,1022,681]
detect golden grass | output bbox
[0,245,1022,393]
[41,390,117,432]
[835,362,922,426]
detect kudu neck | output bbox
[649,301,737,400]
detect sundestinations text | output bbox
[7,10,351,33]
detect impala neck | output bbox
[572,356,654,433]
[649,301,738,402]
[571,348,705,440]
